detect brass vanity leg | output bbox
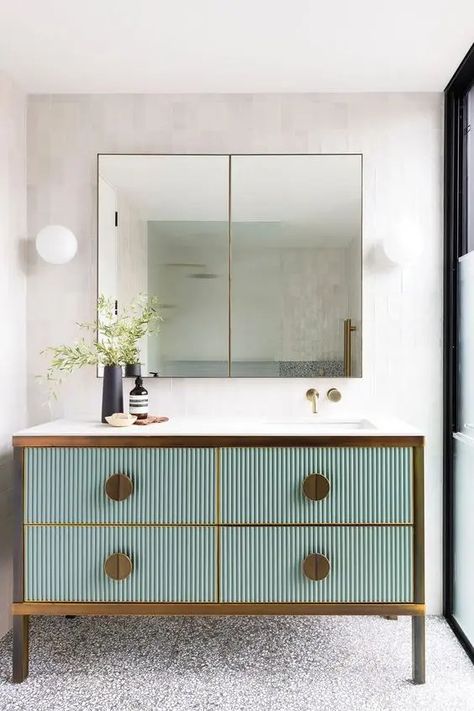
[12,615,29,683]
[412,615,425,684]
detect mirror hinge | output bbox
[114,211,118,227]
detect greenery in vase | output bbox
[40,294,161,396]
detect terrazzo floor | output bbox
[0,615,472,710]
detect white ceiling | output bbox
[0,0,472,93]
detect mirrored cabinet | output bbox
[98,154,362,378]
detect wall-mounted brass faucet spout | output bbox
[306,388,320,414]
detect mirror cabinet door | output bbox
[98,154,362,378]
[230,155,362,377]
[98,155,230,377]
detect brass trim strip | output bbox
[24,523,217,528]
[13,435,425,448]
[23,522,414,528]
[215,448,221,603]
[216,521,413,527]
[22,449,26,602]
[413,446,425,604]
[12,602,425,617]
[23,448,27,543]
[14,447,25,604]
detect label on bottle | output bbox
[129,395,148,415]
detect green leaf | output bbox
[40,293,161,399]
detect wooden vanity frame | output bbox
[11,433,425,684]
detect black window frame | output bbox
[444,42,474,662]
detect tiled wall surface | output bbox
[26,93,443,611]
[0,73,27,637]
[279,246,356,363]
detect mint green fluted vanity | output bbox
[11,420,425,684]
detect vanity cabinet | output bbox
[12,429,425,684]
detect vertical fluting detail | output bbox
[25,525,216,602]
[221,447,411,524]
[221,526,413,603]
[23,445,416,607]
[25,448,215,524]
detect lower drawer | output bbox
[220,526,413,603]
[25,526,216,602]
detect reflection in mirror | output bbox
[98,154,362,378]
[98,155,229,377]
[230,155,362,377]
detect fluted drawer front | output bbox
[221,447,412,524]
[221,526,412,603]
[25,448,215,524]
[25,526,215,602]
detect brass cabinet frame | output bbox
[12,435,425,684]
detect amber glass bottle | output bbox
[129,376,148,419]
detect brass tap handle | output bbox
[105,473,134,501]
[104,553,133,581]
[327,387,342,403]
[306,388,320,414]
[302,473,330,501]
[302,553,331,581]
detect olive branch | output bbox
[39,294,161,398]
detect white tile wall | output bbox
[279,246,351,362]
[0,72,27,637]
[26,93,443,612]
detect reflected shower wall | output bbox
[147,221,228,376]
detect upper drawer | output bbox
[25,447,216,524]
[221,447,412,524]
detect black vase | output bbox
[124,363,142,378]
[101,365,124,423]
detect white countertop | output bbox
[13,417,423,438]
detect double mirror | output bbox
[98,154,362,378]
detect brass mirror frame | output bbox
[97,153,363,379]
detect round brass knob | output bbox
[302,473,330,501]
[105,473,133,501]
[302,553,330,581]
[327,387,342,403]
[104,553,133,581]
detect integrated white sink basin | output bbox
[264,418,376,431]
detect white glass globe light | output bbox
[35,225,78,264]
